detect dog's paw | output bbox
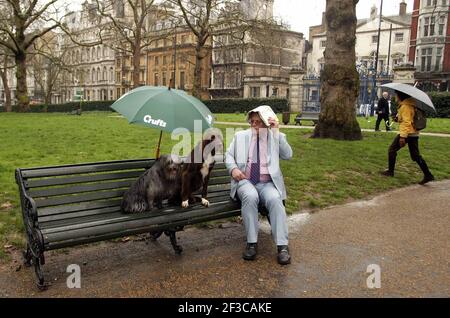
[201,198,210,207]
[181,200,189,208]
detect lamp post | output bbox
[371,0,383,116]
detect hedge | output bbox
[428,92,450,118]
[1,98,289,114]
[202,98,289,113]
[2,93,447,117]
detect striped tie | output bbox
[249,134,260,185]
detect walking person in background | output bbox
[375,92,391,131]
[380,90,434,185]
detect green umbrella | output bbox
[110,86,214,157]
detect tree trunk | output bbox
[313,0,362,140]
[15,51,30,112]
[132,38,141,89]
[193,44,205,99]
[0,67,12,112]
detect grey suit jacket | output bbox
[225,129,293,200]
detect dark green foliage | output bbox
[202,98,289,113]
[1,98,289,114]
[428,92,450,118]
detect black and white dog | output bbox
[121,154,182,213]
[180,129,223,208]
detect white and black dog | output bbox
[121,154,182,213]
[180,129,223,208]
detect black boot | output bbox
[277,245,291,265]
[243,243,257,261]
[417,157,434,185]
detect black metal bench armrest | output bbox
[16,169,38,227]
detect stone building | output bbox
[409,0,450,91]
[307,1,412,77]
[209,0,305,99]
[60,1,116,103]
[144,24,212,100]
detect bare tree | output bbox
[312,0,362,140]
[171,0,240,98]
[29,32,68,105]
[0,48,14,112]
[0,0,70,112]
[95,0,171,89]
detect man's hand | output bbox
[268,117,279,129]
[231,168,247,181]
[399,137,406,148]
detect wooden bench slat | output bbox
[35,189,126,208]
[29,180,134,198]
[42,201,241,243]
[44,209,241,250]
[38,199,122,217]
[39,206,123,225]
[210,169,229,178]
[41,200,239,235]
[36,182,230,216]
[38,193,233,228]
[25,171,145,189]
[20,159,155,178]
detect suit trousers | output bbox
[375,113,390,131]
[236,179,289,246]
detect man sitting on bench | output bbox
[225,107,293,265]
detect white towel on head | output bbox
[247,105,278,127]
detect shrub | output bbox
[202,98,289,113]
[1,98,289,114]
[428,92,450,118]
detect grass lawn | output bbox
[1,111,450,259]
[214,113,450,134]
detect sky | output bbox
[274,0,414,38]
[67,0,414,39]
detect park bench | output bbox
[294,112,319,126]
[16,156,257,290]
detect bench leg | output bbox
[164,230,183,255]
[149,230,163,241]
[23,244,32,267]
[33,255,47,291]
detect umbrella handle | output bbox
[155,131,163,159]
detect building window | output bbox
[372,35,378,44]
[435,47,443,71]
[395,33,404,42]
[438,16,446,35]
[154,73,159,86]
[162,72,167,86]
[163,55,167,65]
[180,71,185,89]
[155,56,159,66]
[320,40,326,48]
[421,48,433,72]
[272,87,279,97]
[423,17,436,36]
[251,87,260,98]
[181,35,187,44]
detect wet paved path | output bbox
[0,181,449,297]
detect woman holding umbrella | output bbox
[380,88,435,185]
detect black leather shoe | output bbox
[419,174,435,185]
[380,170,394,177]
[277,245,291,265]
[242,243,257,261]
